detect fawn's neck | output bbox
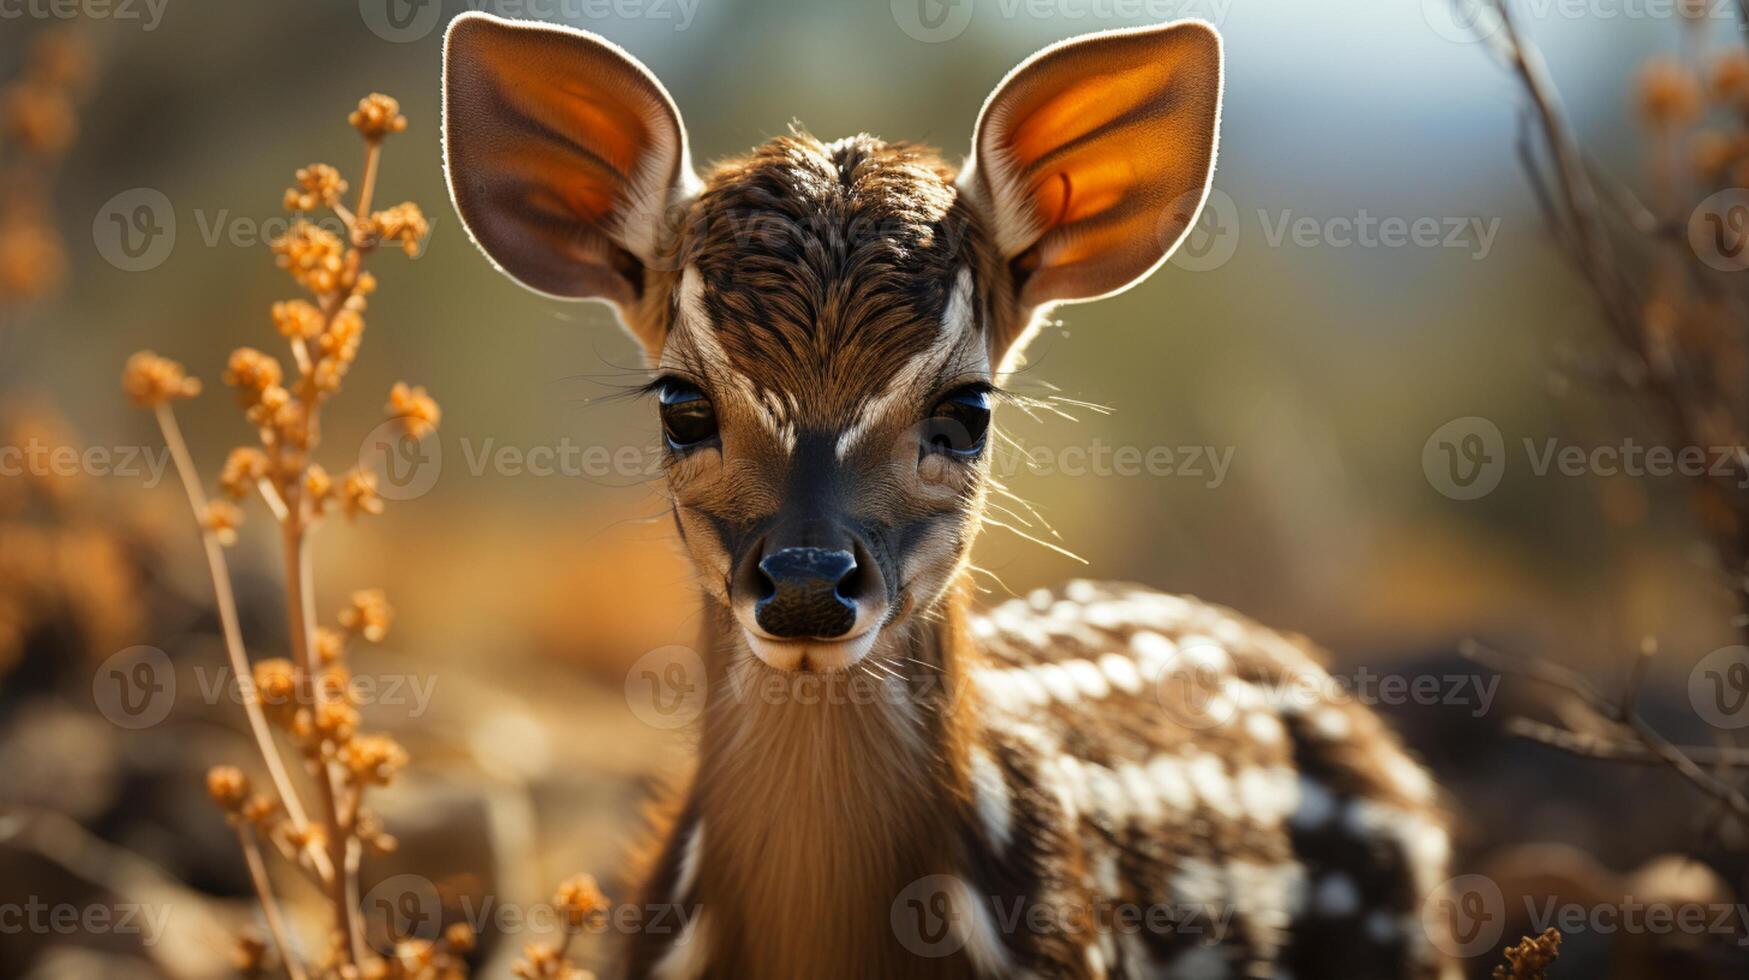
[687,581,983,977]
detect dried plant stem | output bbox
[354,143,381,232]
[236,823,307,980]
[280,511,362,967]
[1479,0,1749,825]
[153,402,332,881]
[1466,641,1749,818]
[1508,717,1749,766]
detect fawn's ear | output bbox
[961,21,1222,334]
[442,13,697,342]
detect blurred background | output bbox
[3,0,1748,976]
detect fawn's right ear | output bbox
[442,13,697,344]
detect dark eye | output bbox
[922,385,991,458]
[658,380,718,451]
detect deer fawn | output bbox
[443,12,1455,979]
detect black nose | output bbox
[754,547,860,639]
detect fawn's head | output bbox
[443,13,1221,672]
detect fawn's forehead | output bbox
[660,134,991,425]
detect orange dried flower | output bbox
[284,163,348,212]
[339,734,408,785]
[1637,58,1701,127]
[224,347,284,392]
[0,219,65,301]
[1712,49,1749,105]
[26,30,92,91]
[312,698,360,743]
[365,202,428,256]
[444,922,476,954]
[203,500,244,546]
[313,308,366,394]
[233,935,268,974]
[241,795,278,826]
[123,351,202,407]
[387,382,441,439]
[271,299,326,340]
[1692,129,1741,179]
[272,220,346,295]
[340,469,384,520]
[220,448,269,500]
[252,658,300,720]
[1,81,76,156]
[314,626,345,664]
[206,765,249,810]
[339,588,392,640]
[305,464,334,513]
[1492,927,1561,979]
[554,874,609,930]
[349,93,407,142]
[395,939,435,970]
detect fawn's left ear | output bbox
[961,21,1222,354]
[442,13,697,346]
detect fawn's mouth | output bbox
[740,627,881,672]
